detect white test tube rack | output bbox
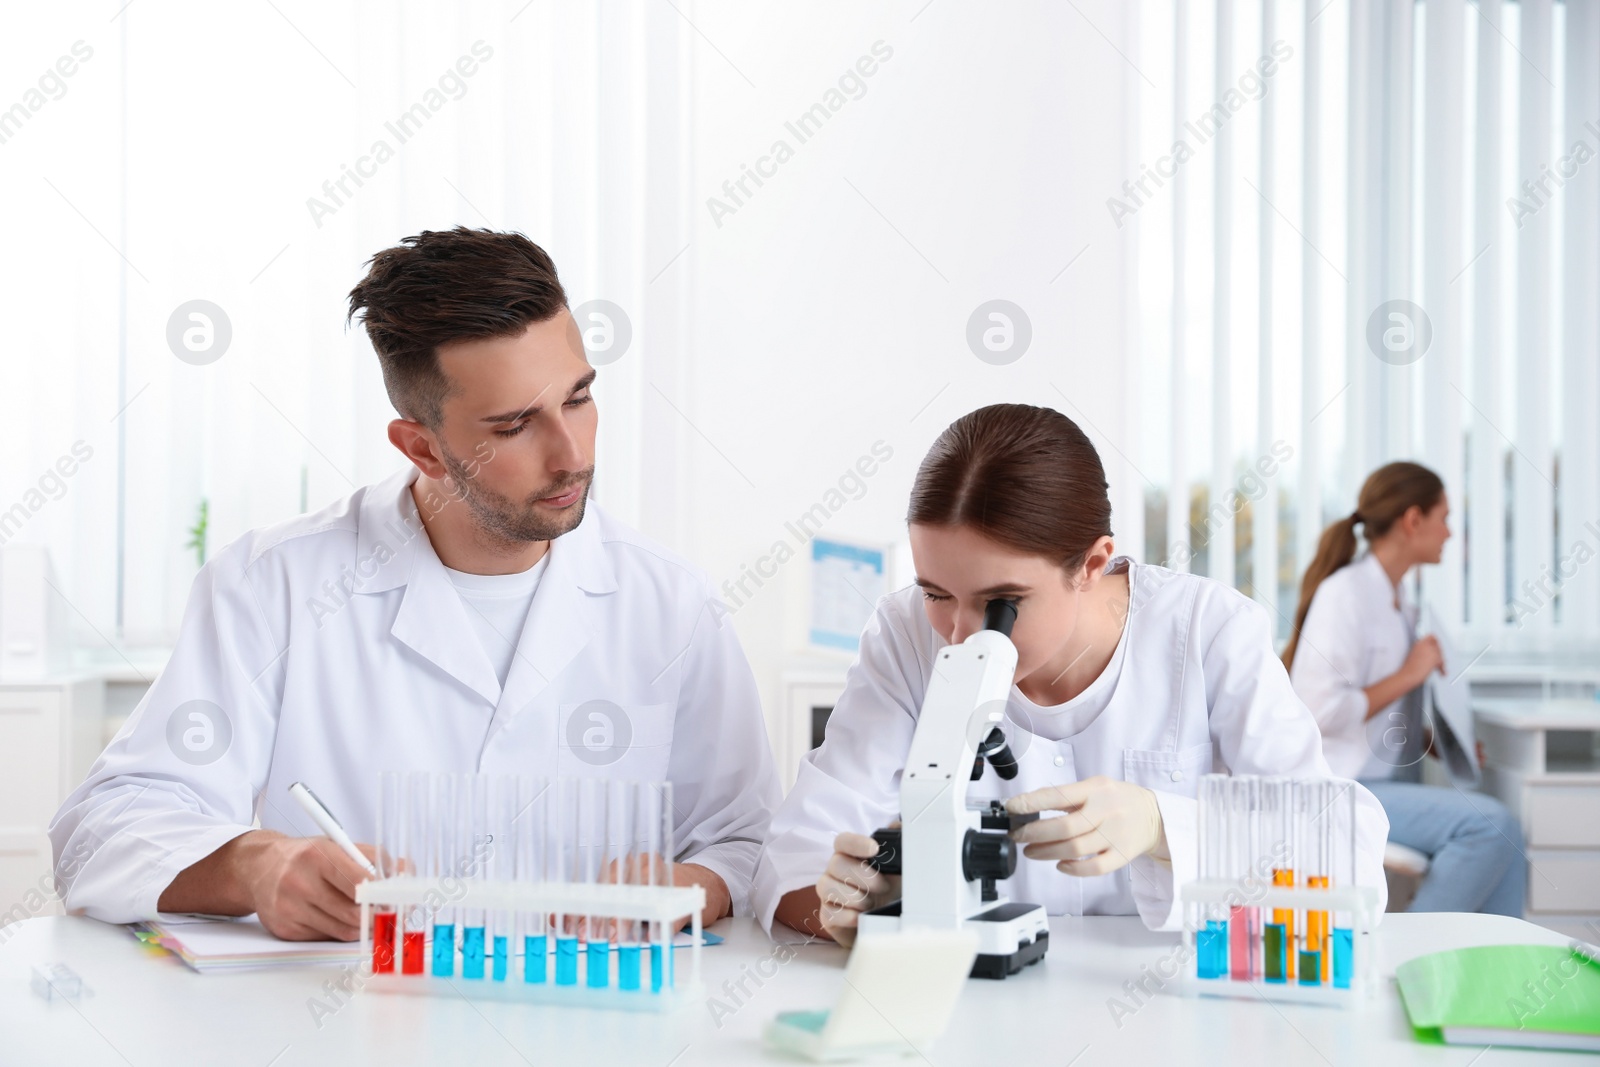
[356,877,706,1012]
[1176,880,1381,1007]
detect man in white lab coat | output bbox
[49,228,779,939]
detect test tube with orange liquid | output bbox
[1298,780,1330,985]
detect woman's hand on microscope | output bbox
[1005,777,1170,876]
[815,830,901,948]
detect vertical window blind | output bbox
[1132,0,1599,652]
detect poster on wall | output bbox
[809,538,887,652]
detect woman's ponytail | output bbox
[1281,514,1362,670]
[1281,462,1444,671]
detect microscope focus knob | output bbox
[962,829,1018,883]
[864,828,902,875]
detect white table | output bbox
[0,913,1581,1065]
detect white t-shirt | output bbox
[443,552,552,690]
[1288,552,1420,779]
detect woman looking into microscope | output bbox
[752,403,1390,943]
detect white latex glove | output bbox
[1005,776,1169,876]
[816,830,901,948]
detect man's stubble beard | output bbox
[439,443,594,545]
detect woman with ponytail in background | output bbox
[1285,462,1525,916]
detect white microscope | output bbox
[855,599,1051,979]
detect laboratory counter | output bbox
[0,912,1576,1065]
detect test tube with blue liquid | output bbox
[1329,780,1357,989]
[648,781,676,992]
[458,774,489,979]
[486,775,517,982]
[517,775,548,984]
[430,774,457,977]
[578,779,610,988]
[1194,775,1226,978]
[608,780,640,991]
[554,779,581,986]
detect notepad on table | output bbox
[133,915,365,973]
[1397,943,1600,1053]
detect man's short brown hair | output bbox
[348,227,568,426]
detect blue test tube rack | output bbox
[356,878,705,1013]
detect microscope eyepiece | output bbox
[982,598,1019,637]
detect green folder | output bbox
[1397,944,1600,1053]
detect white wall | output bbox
[0,1,1137,748]
[656,2,1138,731]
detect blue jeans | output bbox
[1359,779,1526,916]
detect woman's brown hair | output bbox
[1281,461,1445,671]
[907,404,1112,574]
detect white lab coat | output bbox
[50,468,780,923]
[1287,552,1420,780]
[751,558,1390,935]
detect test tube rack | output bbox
[360,772,700,1012]
[1178,774,1380,1007]
[1177,878,1380,1006]
[356,877,705,1011]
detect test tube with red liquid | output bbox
[1227,775,1260,981]
[371,772,402,973]
[400,770,429,975]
